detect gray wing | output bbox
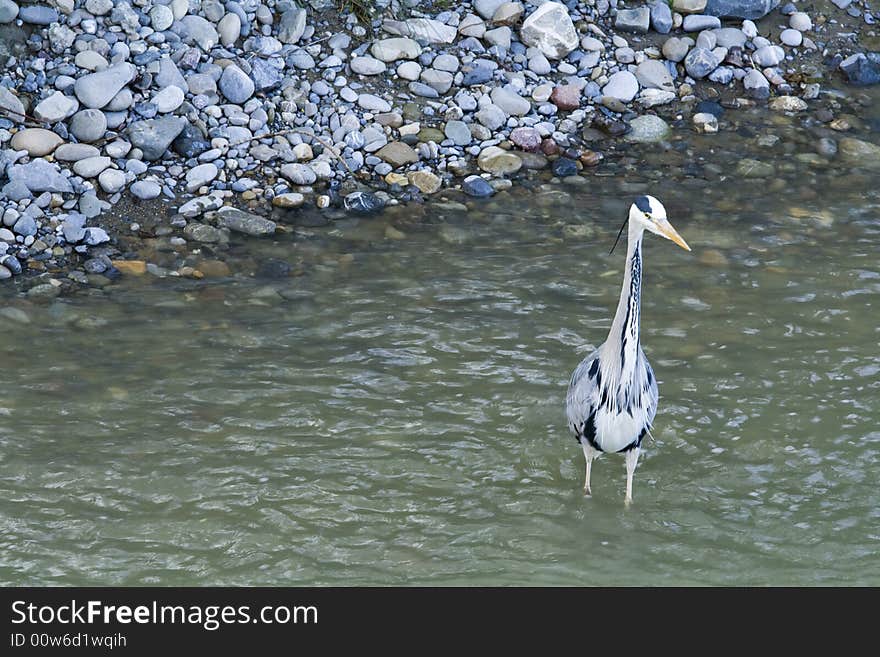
[639,349,659,429]
[565,347,602,438]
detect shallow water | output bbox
[3,111,880,585]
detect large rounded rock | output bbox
[74,63,136,109]
[602,71,639,103]
[351,56,387,75]
[490,86,531,116]
[219,65,254,104]
[635,60,674,91]
[180,15,219,51]
[838,138,880,170]
[375,141,419,167]
[685,47,720,79]
[520,2,578,59]
[69,109,107,143]
[627,115,671,143]
[10,128,63,156]
[216,207,277,235]
[370,38,421,62]
[150,5,174,31]
[704,0,780,19]
[0,0,20,24]
[477,146,523,175]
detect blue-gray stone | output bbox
[462,175,495,197]
[615,7,650,34]
[127,115,187,160]
[461,59,497,86]
[708,67,734,84]
[2,179,32,201]
[696,100,724,117]
[62,214,86,243]
[649,1,673,34]
[84,227,110,246]
[408,81,439,98]
[552,157,578,177]
[19,5,57,24]
[219,64,254,103]
[684,47,720,79]
[344,191,386,215]
[7,159,73,193]
[0,254,22,275]
[0,0,19,24]
[287,51,315,69]
[84,258,108,274]
[683,15,722,31]
[12,215,37,237]
[704,0,780,19]
[841,53,880,86]
[173,123,211,158]
[251,58,283,90]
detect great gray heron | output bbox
[566,196,690,504]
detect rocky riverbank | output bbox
[0,0,879,292]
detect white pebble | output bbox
[789,12,812,32]
[780,29,802,47]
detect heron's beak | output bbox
[657,218,691,252]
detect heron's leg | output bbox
[624,447,640,506]
[581,442,597,496]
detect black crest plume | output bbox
[609,217,627,255]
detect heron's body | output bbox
[565,196,689,504]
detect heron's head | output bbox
[628,195,690,251]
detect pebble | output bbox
[650,1,673,34]
[69,109,107,143]
[627,115,671,143]
[490,86,531,116]
[462,175,495,197]
[477,146,523,175]
[789,12,812,31]
[683,15,721,32]
[616,7,651,34]
[520,2,578,59]
[72,156,112,178]
[780,29,802,47]
[769,96,808,112]
[752,45,784,67]
[98,169,126,193]
[151,86,185,113]
[216,207,276,236]
[693,112,719,133]
[10,129,63,157]
[186,163,219,192]
[344,191,386,215]
[351,57,387,76]
[33,91,79,123]
[445,120,472,146]
[685,47,720,79]
[602,71,640,102]
[74,63,136,109]
[219,65,255,104]
[130,180,162,200]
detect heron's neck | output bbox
[606,224,644,376]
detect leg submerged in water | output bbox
[624,447,640,505]
[581,442,597,496]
